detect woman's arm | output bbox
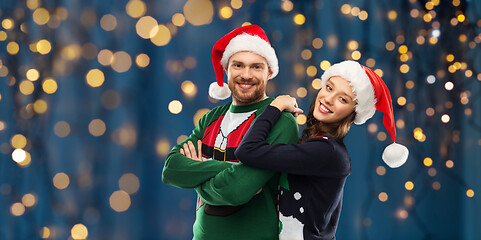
[235,105,350,177]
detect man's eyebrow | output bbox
[230,60,266,66]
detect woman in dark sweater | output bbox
[235,60,409,240]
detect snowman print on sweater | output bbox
[279,189,305,240]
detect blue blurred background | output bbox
[1,0,480,239]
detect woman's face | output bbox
[313,76,356,124]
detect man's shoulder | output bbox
[204,102,232,118]
[278,111,298,126]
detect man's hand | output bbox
[180,140,203,161]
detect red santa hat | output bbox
[209,24,279,100]
[321,60,409,168]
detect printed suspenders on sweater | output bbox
[201,110,257,163]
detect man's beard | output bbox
[228,80,266,105]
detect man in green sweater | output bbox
[162,25,298,239]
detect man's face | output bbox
[225,51,272,106]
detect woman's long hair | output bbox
[300,97,356,143]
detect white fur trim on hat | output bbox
[382,142,409,168]
[220,33,279,79]
[321,60,376,125]
[209,81,231,100]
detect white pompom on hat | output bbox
[209,24,279,100]
[321,60,409,168]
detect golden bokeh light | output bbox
[296,87,308,98]
[11,202,25,216]
[19,80,35,95]
[119,173,140,194]
[177,135,188,144]
[98,49,114,66]
[136,16,159,39]
[112,125,138,147]
[312,38,323,49]
[311,78,322,90]
[378,192,388,202]
[156,138,171,157]
[2,18,14,29]
[385,41,395,51]
[37,39,52,55]
[17,150,32,167]
[100,14,117,31]
[172,13,186,27]
[22,193,36,207]
[71,224,88,240]
[457,14,465,22]
[306,65,317,77]
[397,96,407,106]
[0,31,7,41]
[111,51,132,73]
[423,157,433,167]
[301,49,312,60]
[351,50,361,60]
[377,132,387,141]
[347,40,359,50]
[396,119,405,129]
[388,10,397,20]
[466,189,475,198]
[294,14,306,25]
[86,69,105,87]
[320,60,331,70]
[350,7,360,16]
[168,100,183,114]
[7,41,20,55]
[11,134,27,149]
[405,181,414,191]
[282,1,294,12]
[231,0,243,9]
[136,53,150,68]
[219,6,233,20]
[88,119,106,137]
[40,227,50,239]
[26,69,40,81]
[376,166,386,176]
[400,64,410,73]
[193,108,210,127]
[181,80,198,98]
[33,8,50,25]
[296,114,307,125]
[183,0,214,26]
[54,121,71,138]
[110,190,131,212]
[42,78,58,94]
[446,160,454,168]
[61,44,82,60]
[340,4,351,14]
[359,10,368,20]
[150,25,171,46]
[368,123,378,133]
[33,99,48,114]
[126,0,147,18]
[53,172,70,190]
[396,209,408,219]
